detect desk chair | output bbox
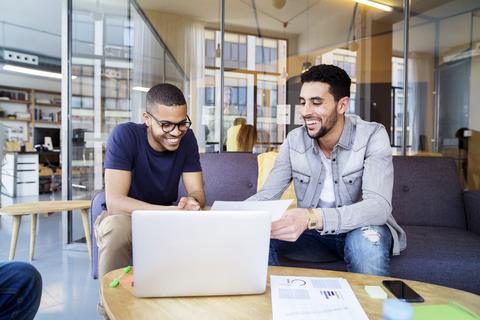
[38,153,61,194]
[44,156,61,193]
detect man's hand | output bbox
[271,208,323,242]
[177,197,201,211]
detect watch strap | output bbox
[307,208,318,230]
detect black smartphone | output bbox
[382,280,424,302]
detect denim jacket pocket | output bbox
[292,171,310,201]
[342,169,363,202]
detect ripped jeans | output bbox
[269,225,392,276]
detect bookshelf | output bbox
[0,85,61,144]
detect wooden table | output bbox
[102,266,480,320]
[0,200,92,260]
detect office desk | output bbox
[2,151,60,197]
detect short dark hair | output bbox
[300,64,351,102]
[146,83,187,112]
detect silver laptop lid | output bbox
[132,210,271,298]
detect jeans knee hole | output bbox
[362,226,380,245]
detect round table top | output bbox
[0,200,91,216]
[102,266,480,320]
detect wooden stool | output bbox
[0,200,92,260]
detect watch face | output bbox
[309,221,317,229]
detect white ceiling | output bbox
[0,0,63,58]
[0,0,479,61]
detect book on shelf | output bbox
[49,112,61,122]
[0,90,28,100]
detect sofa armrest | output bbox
[463,190,480,235]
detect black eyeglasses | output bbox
[147,112,192,133]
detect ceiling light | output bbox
[301,62,312,73]
[91,10,104,21]
[132,86,150,92]
[2,65,77,79]
[272,0,286,9]
[91,0,104,21]
[352,0,392,12]
[349,39,359,51]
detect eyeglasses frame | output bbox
[147,111,192,133]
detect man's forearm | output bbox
[106,195,176,216]
[187,190,206,207]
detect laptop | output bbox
[132,210,271,298]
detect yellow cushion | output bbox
[257,151,297,210]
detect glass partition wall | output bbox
[404,1,480,190]
[62,0,480,246]
[63,0,187,246]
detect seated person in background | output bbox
[0,261,42,320]
[247,64,406,276]
[94,83,205,317]
[223,86,239,116]
[226,117,258,152]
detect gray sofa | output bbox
[178,153,480,295]
[91,153,480,295]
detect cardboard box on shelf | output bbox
[5,141,33,151]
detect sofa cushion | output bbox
[392,156,466,229]
[279,225,480,295]
[177,153,259,206]
[464,190,480,235]
[257,151,297,210]
[390,225,480,295]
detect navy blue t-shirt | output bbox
[104,122,202,206]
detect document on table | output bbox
[270,275,369,320]
[210,199,293,222]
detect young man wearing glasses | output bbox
[95,83,205,318]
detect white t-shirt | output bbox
[317,150,336,208]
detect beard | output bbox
[305,110,338,140]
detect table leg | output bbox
[9,215,22,260]
[30,214,38,260]
[81,208,92,260]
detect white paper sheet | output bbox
[270,275,370,320]
[210,199,293,222]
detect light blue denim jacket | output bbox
[249,114,406,255]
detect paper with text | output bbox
[210,200,293,222]
[270,275,369,320]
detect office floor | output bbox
[0,191,102,319]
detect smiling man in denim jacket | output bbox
[248,64,406,276]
